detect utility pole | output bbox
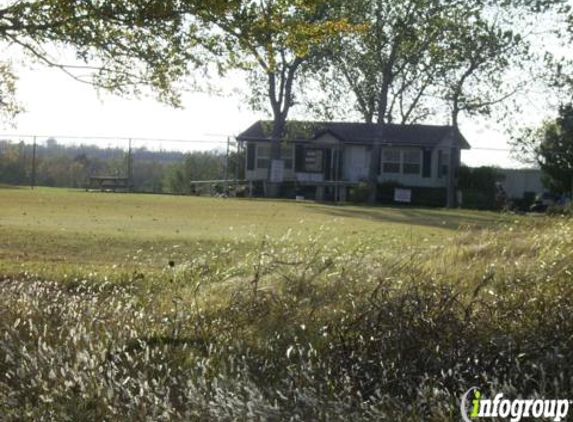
[127,138,132,192]
[31,136,37,189]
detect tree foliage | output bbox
[165,150,227,194]
[306,0,563,203]
[536,104,573,194]
[0,0,201,123]
[0,61,21,123]
[313,0,556,128]
[179,0,358,168]
[436,7,527,128]
[314,0,455,125]
[1,0,359,175]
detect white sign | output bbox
[296,173,324,182]
[394,188,412,203]
[270,160,285,183]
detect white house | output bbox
[237,120,470,201]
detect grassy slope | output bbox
[5,187,570,421]
[0,187,505,276]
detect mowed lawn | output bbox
[0,186,508,275]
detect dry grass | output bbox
[0,186,507,279]
[3,187,571,420]
[1,194,572,420]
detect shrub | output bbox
[376,181,404,203]
[458,166,505,209]
[348,181,371,203]
[547,202,573,216]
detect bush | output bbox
[458,166,505,210]
[512,191,537,211]
[348,181,371,203]
[547,203,573,216]
[376,181,404,203]
[460,189,494,209]
[410,186,447,207]
[279,181,298,199]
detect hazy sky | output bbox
[1,59,546,168]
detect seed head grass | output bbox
[1,187,571,420]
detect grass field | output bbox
[0,186,506,276]
[1,186,572,421]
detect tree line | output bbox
[0,139,243,193]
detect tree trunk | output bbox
[368,73,391,205]
[448,102,460,208]
[266,112,286,197]
[270,113,285,162]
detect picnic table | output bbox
[87,176,130,192]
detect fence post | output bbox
[233,139,239,197]
[127,138,132,192]
[31,136,37,189]
[225,136,230,196]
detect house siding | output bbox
[246,133,462,188]
[244,142,456,189]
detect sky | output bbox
[0,58,548,168]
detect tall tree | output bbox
[2,0,357,195]
[316,0,561,203]
[436,4,535,130]
[535,104,573,196]
[319,0,458,126]
[325,0,478,203]
[179,0,355,191]
[0,0,198,124]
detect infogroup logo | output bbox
[461,387,570,422]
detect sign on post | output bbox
[394,188,412,203]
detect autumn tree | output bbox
[2,0,358,196]
[174,0,355,192]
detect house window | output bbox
[382,149,401,173]
[382,149,422,175]
[282,145,294,170]
[304,149,323,172]
[257,144,271,169]
[402,150,421,175]
[257,144,293,170]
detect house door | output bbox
[345,146,370,181]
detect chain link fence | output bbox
[0,135,244,194]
